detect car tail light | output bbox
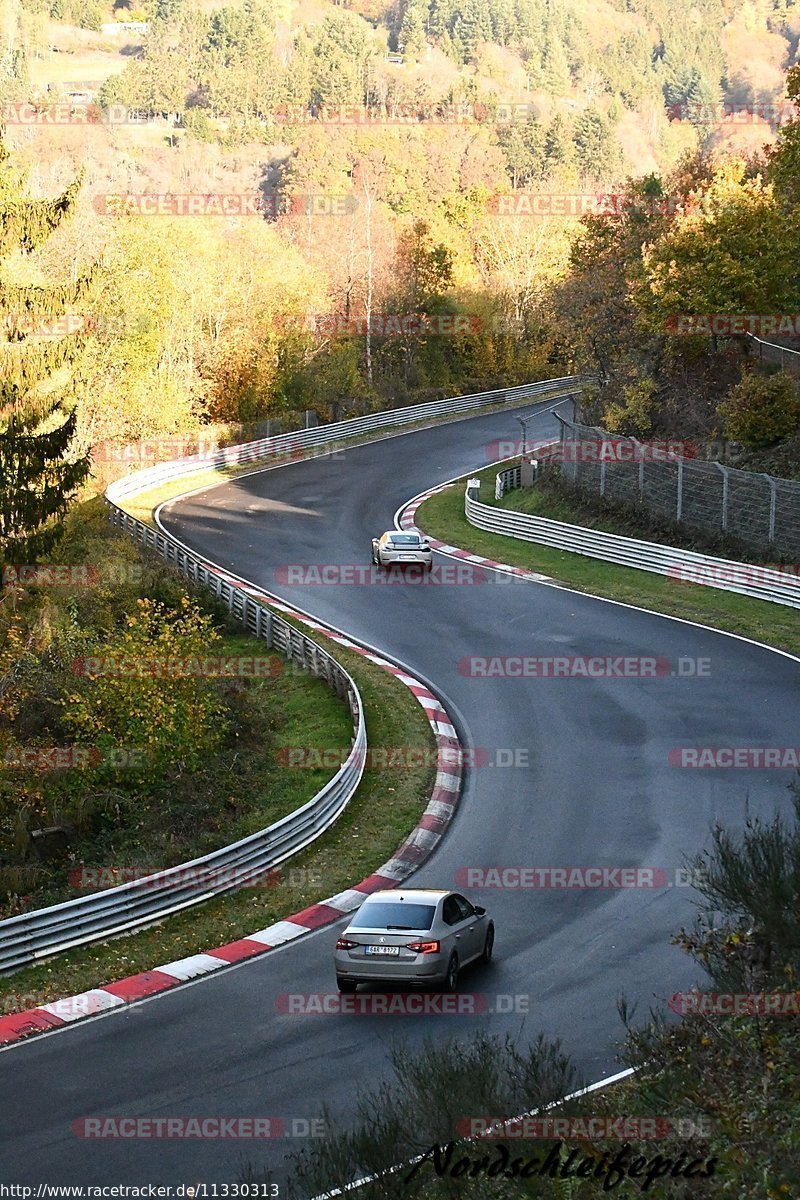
[336,938,358,950]
[406,940,440,954]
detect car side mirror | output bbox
[474,905,486,916]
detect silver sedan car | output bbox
[371,530,433,570]
[334,888,494,992]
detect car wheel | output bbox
[443,953,459,992]
[337,978,357,993]
[481,924,495,963]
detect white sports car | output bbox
[371,530,433,570]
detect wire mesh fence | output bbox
[552,418,800,559]
[745,333,800,378]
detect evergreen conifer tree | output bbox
[0,134,91,563]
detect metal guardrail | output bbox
[466,476,800,609]
[0,374,588,973]
[106,375,592,502]
[495,465,521,498]
[0,524,367,976]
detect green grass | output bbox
[0,621,438,1014]
[415,461,800,658]
[1,629,355,918]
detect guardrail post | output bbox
[764,474,777,543]
[715,463,729,531]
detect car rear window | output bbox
[349,902,436,930]
[389,535,421,546]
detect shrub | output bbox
[60,595,229,780]
[602,375,657,437]
[718,370,800,448]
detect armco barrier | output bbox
[0,375,587,974]
[105,375,591,502]
[467,475,800,609]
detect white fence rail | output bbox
[467,476,800,609]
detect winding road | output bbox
[2,400,798,1188]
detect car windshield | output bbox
[389,534,421,546]
[349,902,436,930]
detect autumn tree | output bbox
[636,157,800,330]
[766,64,800,213]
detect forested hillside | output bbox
[0,0,797,493]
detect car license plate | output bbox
[365,945,400,956]
[399,555,415,561]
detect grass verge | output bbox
[415,461,800,658]
[1,627,354,917]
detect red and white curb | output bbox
[0,592,462,1048]
[398,484,554,583]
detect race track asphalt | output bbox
[2,400,798,1188]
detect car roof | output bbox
[359,889,450,903]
